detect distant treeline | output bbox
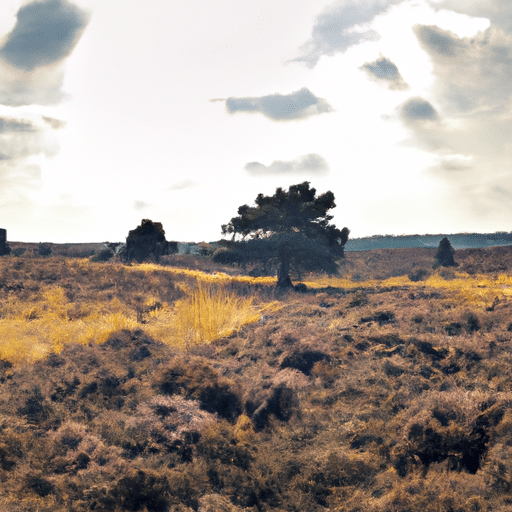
[344,232,512,251]
[6,233,512,257]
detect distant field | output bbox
[8,241,107,258]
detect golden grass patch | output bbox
[0,271,281,363]
[304,271,510,309]
[0,286,138,363]
[145,280,281,348]
[131,262,277,286]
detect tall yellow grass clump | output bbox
[147,280,280,347]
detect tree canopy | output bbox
[220,182,349,288]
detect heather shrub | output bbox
[348,290,369,307]
[198,493,243,512]
[122,396,215,457]
[245,381,298,431]
[279,348,330,375]
[360,310,395,326]
[197,420,254,470]
[154,357,243,422]
[110,469,172,511]
[90,248,114,262]
[366,469,490,512]
[311,359,340,387]
[461,309,481,333]
[292,450,379,509]
[482,442,512,494]
[3,245,512,510]
[408,267,429,282]
[38,243,52,257]
[394,390,507,475]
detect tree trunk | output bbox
[276,256,293,289]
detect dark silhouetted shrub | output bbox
[462,310,481,333]
[294,282,309,293]
[408,268,429,282]
[123,219,169,263]
[433,237,458,268]
[38,243,52,257]
[91,248,114,262]
[111,469,171,512]
[154,358,242,422]
[279,349,330,375]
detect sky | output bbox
[0,0,510,243]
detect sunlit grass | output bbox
[0,286,139,363]
[303,275,412,290]
[132,262,277,286]
[3,255,510,365]
[423,272,510,309]
[0,273,281,363]
[304,271,511,309]
[146,280,281,348]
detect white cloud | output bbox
[245,154,329,175]
[361,55,409,90]
[0,0,90,71]
[225,88,334,121]
[0,0,90,106]
[292,0,399,67]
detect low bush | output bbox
[90,249,114,262]
[408,268,429,282]
[154,357,243,422]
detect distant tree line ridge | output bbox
[344,232,512,251]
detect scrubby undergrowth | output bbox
[0,248,512,510]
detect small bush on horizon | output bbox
[38,243,52,257]
[90,249,114,262]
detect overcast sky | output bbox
[0,0,510,243]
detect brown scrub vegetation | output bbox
[0,246,511,510]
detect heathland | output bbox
[1,245,512,510]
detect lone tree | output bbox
[433,237,458,268]
[220,182,350,289]
[123,219,169,263]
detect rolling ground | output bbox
[0,246,511,510]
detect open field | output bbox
[0,246,512,510]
